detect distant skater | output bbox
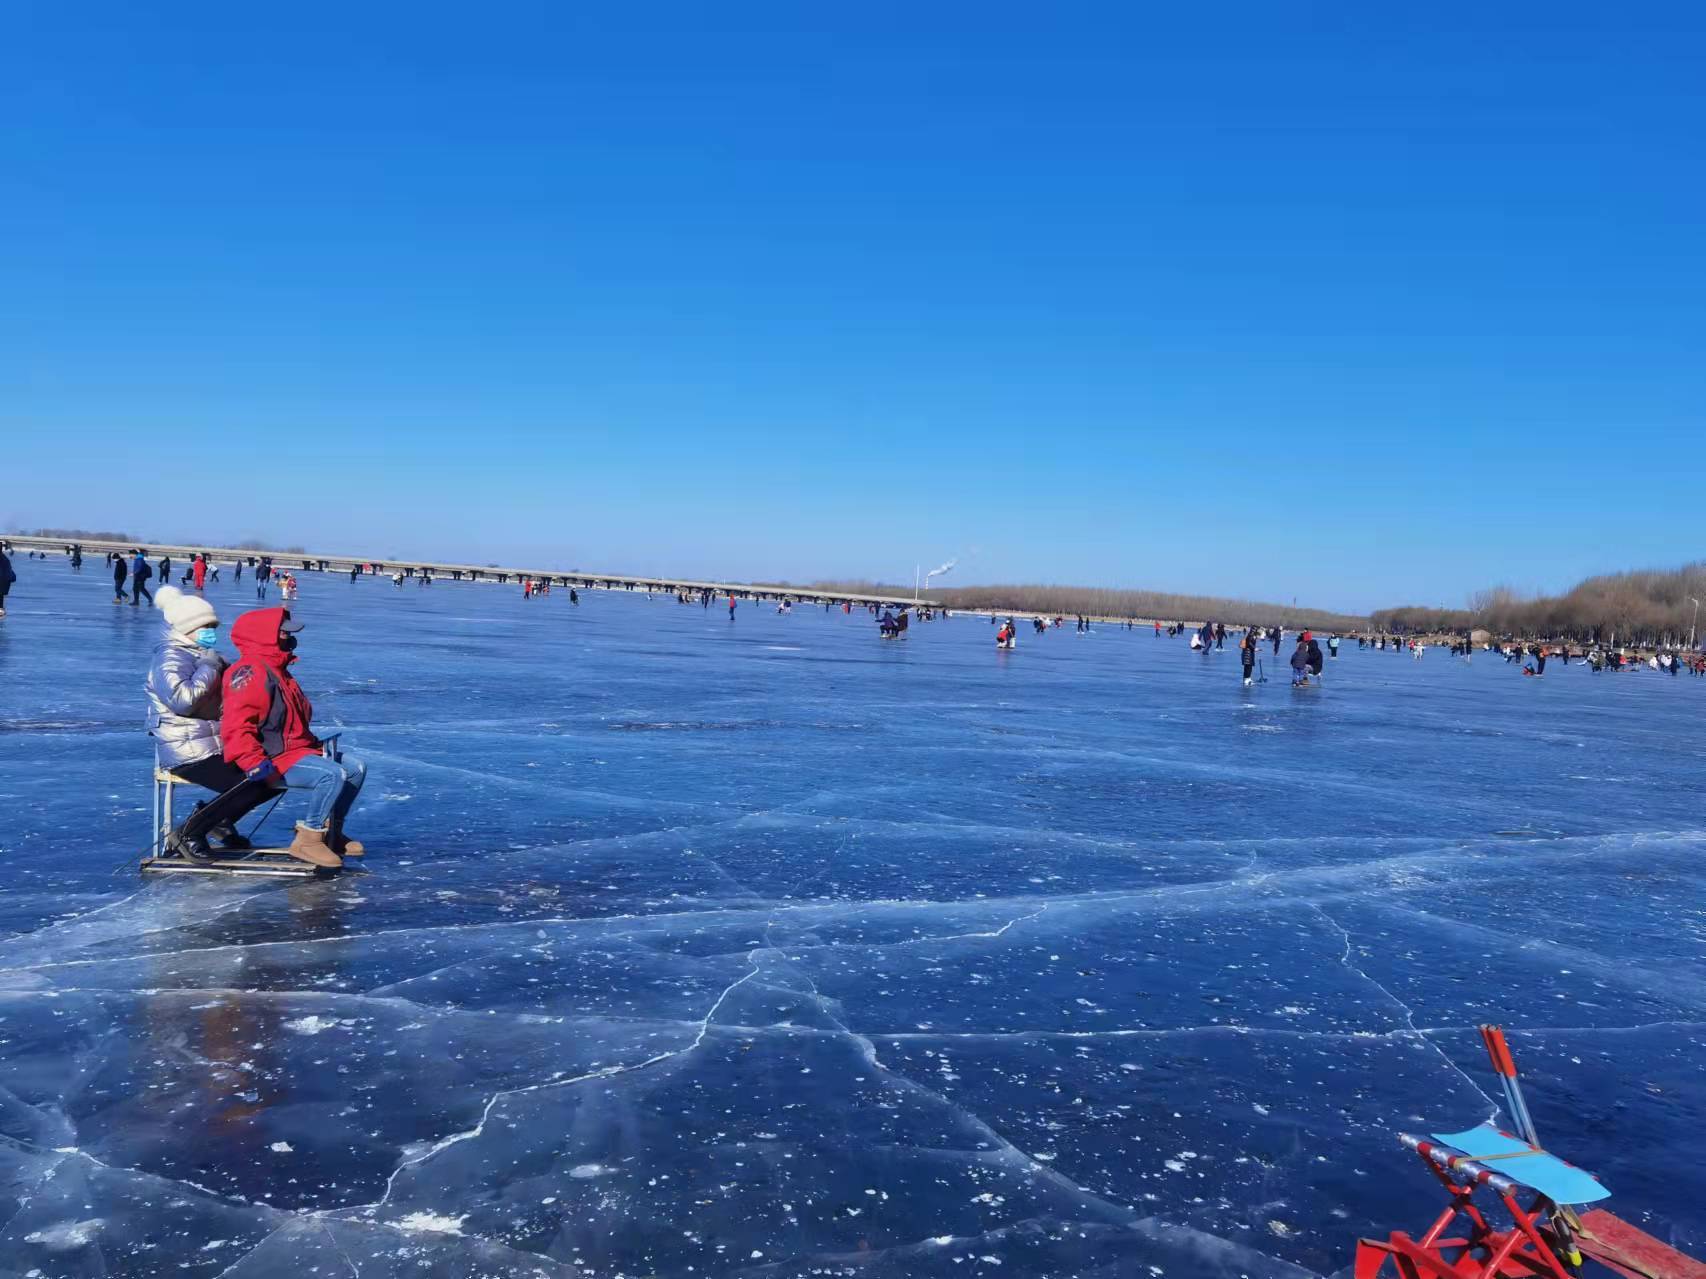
[1290,637,1310,685]
[1272,627,1281,656]
[112,554,128,603]
[1240,629,1258,685]
[193,554,207,592]
[130,550,153,606]
[0,545,14,617]
[728,594,737,621]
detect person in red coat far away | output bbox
[220,606,367,868]
[192,554,207,591]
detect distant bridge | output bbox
[3,534,938,609]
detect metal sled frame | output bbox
[143,735,344,878]
[1355,1132,1581,1279]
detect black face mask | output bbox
[278,632,298,653]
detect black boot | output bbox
[165,827,217,864]
[207,823,253,851]
[178,778,274,852]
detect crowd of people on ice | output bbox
[15,541,307,606]
[6,537,1706,873]
[7,540,1705,678]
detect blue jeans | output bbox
[281,753,366,830]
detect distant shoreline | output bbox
[3,532,938,610]
[3,532,1366,629]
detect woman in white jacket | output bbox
[146,586,271,860]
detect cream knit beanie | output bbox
[155,585,218,637]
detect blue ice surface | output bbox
[1,562,1704,1278]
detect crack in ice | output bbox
[346,949,767,1219]
[1311,903,1499,1121]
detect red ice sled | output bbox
[1355,1026,1705,1279]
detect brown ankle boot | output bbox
[287,823,343,868]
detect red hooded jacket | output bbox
[220,607,320,773]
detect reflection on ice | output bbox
[2,569,1704,1274]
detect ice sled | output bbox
[142,735,346,878]
[1355,1025,1703,1279]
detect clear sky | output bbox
[3,4,1701,611]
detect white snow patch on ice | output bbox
[24,1220,101,1250]
[283,1015,342,1035]
[395,1212,466,1235]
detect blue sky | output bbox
[3,4,1701,611]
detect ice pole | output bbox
[1479,1024,1583,1274]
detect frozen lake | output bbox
[2,563,1703,1278]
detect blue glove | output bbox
[245,759,277,782]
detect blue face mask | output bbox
[194,627,219,649]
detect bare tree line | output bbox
[16,525,139,542]
[9,527,308,555]
[803,579,1364,630]
[1372,563,1706,649]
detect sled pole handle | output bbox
[1479,1025,1583,1274]
[1479,1025,1540,1148]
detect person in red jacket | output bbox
[220,606,365,868]
[192,554,207,591]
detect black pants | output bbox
[171,756,275,842]
[132,579,152,605]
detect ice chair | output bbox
[142,733,343,877]
[1356,1023,1705,1279]
[1354,1125,1608,1279]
